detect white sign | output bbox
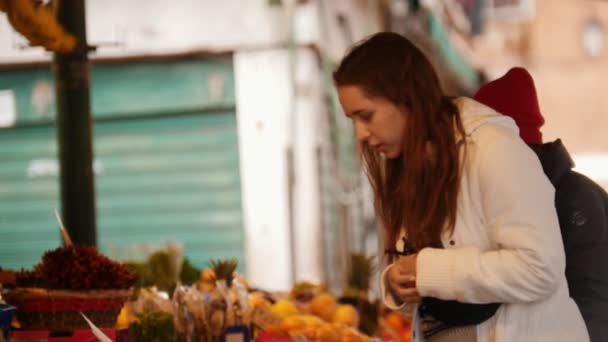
[0,89,16,127]
[27,158,105,178]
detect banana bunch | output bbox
[0,0,76,53]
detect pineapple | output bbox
[343,253,379,336]
[345,254,376,298]
[209,258,238,287]
[289,281,322,302]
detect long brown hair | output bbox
[333,32,466,253]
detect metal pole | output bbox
[53,0,97,246]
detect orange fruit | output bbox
[280,316,305,333]
[339,328,360,342]
[315,324,340,342]
[310,293,337,315]
[200,268,216,282]
[385,311,405,332]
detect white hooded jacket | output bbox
[381,97,589,342]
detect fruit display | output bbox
[3,246,413,341]
[5,246,137,331]
[121,255,410,342]
[248,252,413,342]
[121,254,382,341]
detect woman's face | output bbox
[337,85,407,159]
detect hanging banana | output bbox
[0,0,77,53]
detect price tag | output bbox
[223,325,249,342]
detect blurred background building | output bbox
[0,0,606,295]
[472,0,608,189]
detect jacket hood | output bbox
[454,97,520,141]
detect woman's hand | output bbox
[387,254,421,304]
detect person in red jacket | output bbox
[474,67,608,342]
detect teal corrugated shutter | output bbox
[0,58,244,271]
[0,125,60,269]
[0,58,235,125]
[95,112,244,267]
[0,112,243,270]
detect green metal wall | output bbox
[0,57,244,271]
[0,58,235,124]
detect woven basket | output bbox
[5,287,131,331]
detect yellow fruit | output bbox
[310,293,338,321]
[271,300,300,318]
[116,303,139,328]
[116,307,128,328]
[332,304,360,328]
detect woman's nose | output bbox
[355,122,371,144]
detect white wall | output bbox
[291,49,323,284]
[0,0,320,63]
[234,49,293,291]
[0,0,381,63]
[234,47,325,291]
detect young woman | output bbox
[333,32,588,341]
